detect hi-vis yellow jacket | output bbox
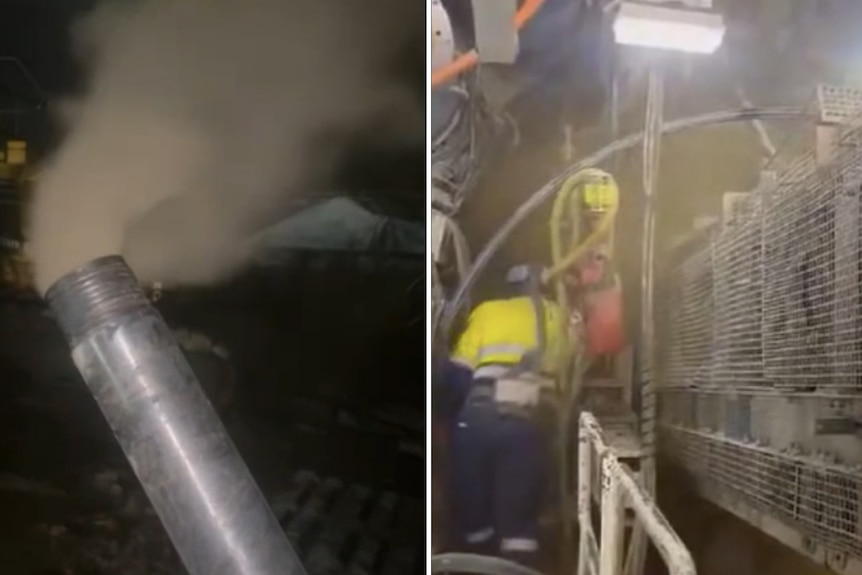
[452,296,568,377]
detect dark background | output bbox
[0,1,426,573]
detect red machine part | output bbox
[583,284,625,357]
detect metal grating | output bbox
[659,118,862,392]
[817,84,862,125]
[655,107,862,558]
[661,246,714,388]
[660,425,862,558]
[711,193,764,387]
[761,161,840,390]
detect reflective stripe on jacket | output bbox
[451,296,567,374]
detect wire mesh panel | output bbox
[827,166,862,390]
[654,94,862,568]
[766,131,862,391]
[762,158,838,390]
[711,194,765,387]
[660,125,862,393]
[662,246,714,388]
[661,425,862,558]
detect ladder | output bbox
[576,412,695,575]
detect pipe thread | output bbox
[45,255,151,345]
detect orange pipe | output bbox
[431,0,546,89]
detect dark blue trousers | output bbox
[448,382,549,567]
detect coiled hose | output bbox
[432,80,513,215]
[431,211,472,340]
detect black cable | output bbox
[431,553,546,575]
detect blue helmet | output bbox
[505,264,546,290]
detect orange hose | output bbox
[431,0,546,89]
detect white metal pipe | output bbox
[584,530,601,575]
[577,422,594,575]
[46,256,305,575]
[598,457,625,575]
[579,412,697,575]
[616,464,696,575]
[736,88,777,157]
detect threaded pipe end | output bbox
[45,255,151,346]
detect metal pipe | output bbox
[623,64,664,575]
[580,412,696,575]
[439,106,814,338]
[598,460,624,575]
[576,419,593,575]
[45,255,306,575]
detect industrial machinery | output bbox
[430,2,862,575]
[655,85,862,575]
[430,0,526,329]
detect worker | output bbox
[446,264,568,568]
[431,352,473,552]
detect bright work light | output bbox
[613,1,725,54]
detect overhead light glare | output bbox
[613,2,725,54]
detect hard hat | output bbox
[505,264,546,286]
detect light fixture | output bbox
[613,1,726,54]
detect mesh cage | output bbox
[660,246,714,388]
[660,424,862,558]
[656,105,862,560]
[659,119,862,392]
[761,162,839,390]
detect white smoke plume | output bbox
[29,0,423,292]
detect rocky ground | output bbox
[0,389,424,575]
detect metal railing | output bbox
[577,412,696,575]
